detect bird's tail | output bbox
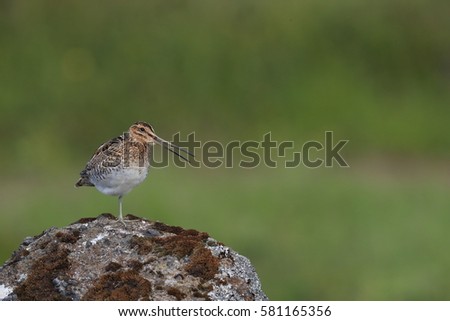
[75,177,94,187]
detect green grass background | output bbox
[0,0,449,300]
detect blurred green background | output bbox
[1,0,449,300]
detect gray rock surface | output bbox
[0,214,268,301]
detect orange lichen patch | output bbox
[104,261,122,272]
[130,236,153,255]
[14,244,71,300]
[82,270,151,301]
[167,287,186,300]
[17,248,30,258]
[6,248,30,266]
[153,222,185,235]
[127,260,144,271]
[154,236,198,258]
[55,230,81,244]
[182,229,209,239]
[224,277,256,301]
[185,247,219,281]
[124,214,142,221]
[39,239,51,250]
[153,229,210,258]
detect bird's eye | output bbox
[139,127,145,132]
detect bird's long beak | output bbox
[153,135,194,163]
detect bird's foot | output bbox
[118,215,126,227]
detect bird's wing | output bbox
[82,135,125,173]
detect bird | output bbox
[75,121,193,222]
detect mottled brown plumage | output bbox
[76,121,192,222]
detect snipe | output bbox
[75,121,192,222]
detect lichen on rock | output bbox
[0,214,268,301]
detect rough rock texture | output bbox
[0,214,268,301]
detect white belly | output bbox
[92,167,149,196]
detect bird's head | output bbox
[129,121,193,162]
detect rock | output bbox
[0,214,268,301]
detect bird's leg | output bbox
[118,195,125,225]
